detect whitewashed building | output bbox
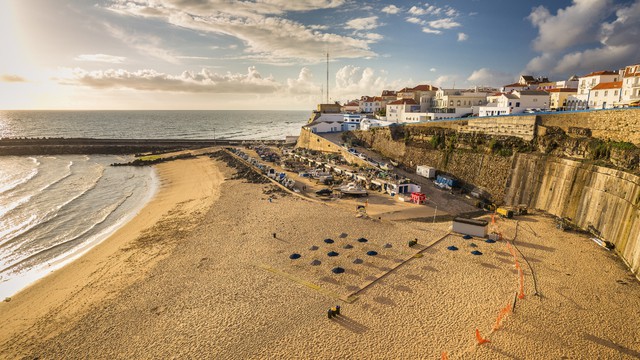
[589,82,622,109]
[569,70,620,110]
[359,96,385,114]
[620,63,640,106]
[386,98,420,122]
[478,90,549,116]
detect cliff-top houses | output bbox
[303,61,640,134]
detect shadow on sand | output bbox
[332,315,369,334]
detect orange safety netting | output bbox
[475,328,491,345]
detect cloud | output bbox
[104,23,179,64]
[422,27,442,35]
[1,74,27,82]
[363,33,383,41]
[63,66,282,93]
[428,18,461,29]
[105,0,375,62]
[286,67,320,95]
[333,65,402,100]
[430,68,436,72]
[408,6,427,16]
[528,0,611,52]
[381,5,401,14]
[525,0,640,76]
[74,54,126,64]
[457,32,468,42]
[467,68,515,87]
[406,17,425,25]
[345,16,379,30]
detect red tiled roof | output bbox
[388,99,418,105]
[344,101,359,106]
[412,84,438,91]
[547,88,577,93]
[582,70,618,77]
[503,83,528,87]
[591,81,622,90]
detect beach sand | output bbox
[1,155,639,359]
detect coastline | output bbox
[1,153,639,358]
[0,165,159,300]
[0,156,222,356]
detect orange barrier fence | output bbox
[475,328,491,345]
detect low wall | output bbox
[295,128,341,154]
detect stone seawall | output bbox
[539,108,640,145]
[505,154,640,275]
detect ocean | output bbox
[0,110,309,298]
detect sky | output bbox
[1,0,639,110]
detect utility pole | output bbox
[326,52,330,103]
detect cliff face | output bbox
[341,109,640,275]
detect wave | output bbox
[0,165,105,248]
[0,191,133,276]
[0,161,73,220]
[0,166,39,195]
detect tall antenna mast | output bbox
[326,52,329,103]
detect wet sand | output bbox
[1,155,639,359]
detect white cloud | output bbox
[457,32,468,42]
[105,0,375,62]
[428,18,461,29]
[364,33,384,41]
[333,65,402,99]
[467,68,515,87]
[74,54,126,64]
[525,0,640,76]
[408,6,427,16]
[286,67,320,95]
[528,1,611,52]
[381,5,401,14]
[345,16,379,30]
[406,17,425,25]
[422,27,442,35]
[430,68,436,72]
[63,66,282,93]
[104,23,180,64]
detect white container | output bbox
[416,165,436,179]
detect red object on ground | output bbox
[411,192,426,204]
[475,328,491,345]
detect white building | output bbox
[303,113,343,133]
[589,82,622,109]
[359,96,385,114]
[570,70,620,110]
[386,98,420,123]
[620,63,640,106]
[341,114,363,131]
[478,90,549,116]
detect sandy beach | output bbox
[1,153,639,359]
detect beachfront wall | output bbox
[295,128,341,154]
[505,154,640,276]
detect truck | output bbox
[416,165,437,179]
[496,207,514,219]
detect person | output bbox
[268,197,272,203]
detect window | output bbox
[595,91,599,97]
[533,99,538,102]
[614,90,618,96]
[457,100,461,106]
[604,90,608,96]
[516,102,521,107]
[449,100,453,106]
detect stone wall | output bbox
[295,128,341,154]
[462,116,536,141]
[538,108,640,145]
[505,154,640,275]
